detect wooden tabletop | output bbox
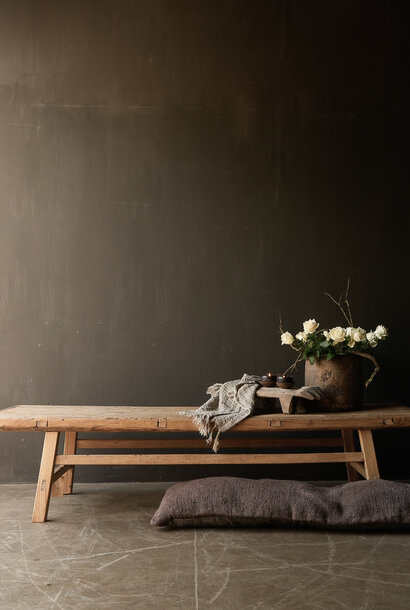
[0,404,409,433]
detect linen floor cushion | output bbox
[150,477,410,529]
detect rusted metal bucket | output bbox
[304,354,363,412]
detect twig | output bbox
[344,277,353,326]
[324,291,351,326]
[351,350,380,388]
[279,310,304,375]
[325,279,354,327]
[283,352,304,376]
[278,310,284,335]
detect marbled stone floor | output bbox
[0,483,409,610]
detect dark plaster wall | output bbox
[0,0,409,483]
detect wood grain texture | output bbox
[342,430,361,482]
[305,355,363,411]
[255,386,323,413]
[32,432,60,523]
[358,429,380,479]
[61,432,77,495]
[51,465,72,484]
[0,404,409,432]
[55,452,364,465]
[349,461,366,478]
[256,387,323,399]
[76,437,344,449]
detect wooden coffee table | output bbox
[0,403,409,523]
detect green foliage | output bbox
[289,329,378,364]
[279,286,388,376]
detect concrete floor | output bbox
[0,483,409,610]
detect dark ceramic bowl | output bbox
[260,378,276,387]
[276,375,294,389]
[276,381,294,389]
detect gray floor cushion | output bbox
[150,477,410,529]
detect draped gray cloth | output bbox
[180,374,261,452]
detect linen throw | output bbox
[180,374,261,452]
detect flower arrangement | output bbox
[279,282,388,387]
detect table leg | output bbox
[342,430,361,482]
[32,432,60,523]
[358,429,380,480]
[52,432,77,497]
[278,395,294,414]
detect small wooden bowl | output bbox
[260,379,276,387]
[260,374,276,387]
[276,376,294,389]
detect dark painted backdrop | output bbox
[0,0,409,483]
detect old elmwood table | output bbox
[0,403,409,523]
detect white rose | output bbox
[366,331,378,348]
[351,327,366,343]
[296,331,308,342]
[281,332,294,345]
[374,325,388,340]
[328,326,346,344]
[323,330,330,341]
[303,319,319,334]
[345,327,355,347]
